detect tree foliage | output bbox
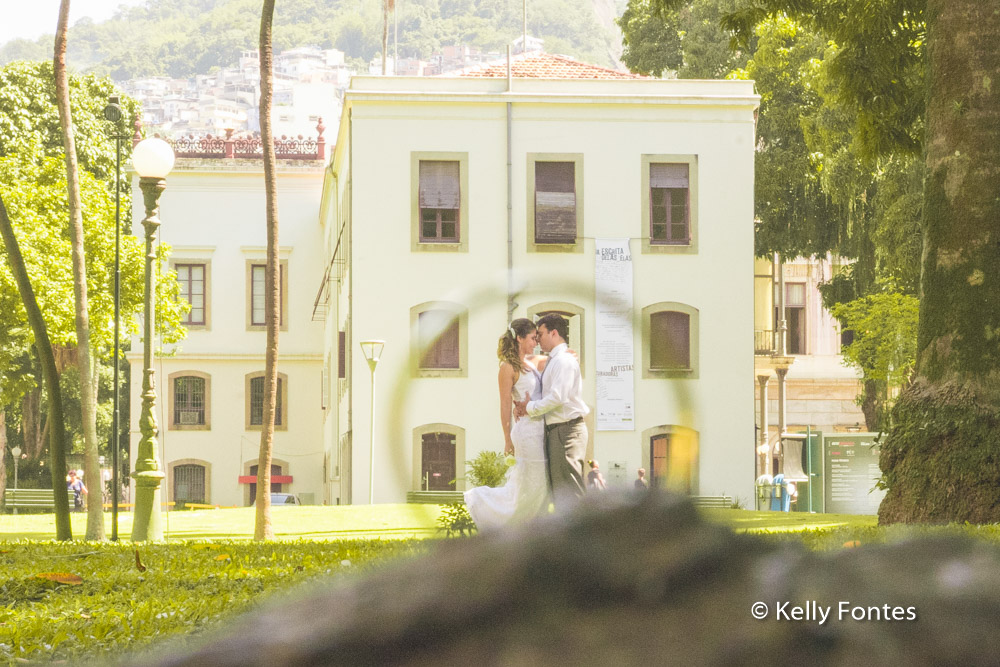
[832,292,919,430]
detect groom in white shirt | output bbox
[515,313,590,509]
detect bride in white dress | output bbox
[464,318,551,531]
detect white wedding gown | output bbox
[464,363,550,531]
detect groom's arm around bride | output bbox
[515,314,590,509]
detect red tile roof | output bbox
[455,52,648,80]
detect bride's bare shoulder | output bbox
[527,354,548,372]
[498,361,517,379]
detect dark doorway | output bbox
[421,432,456,491]
[248,464,283,505]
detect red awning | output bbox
[238,475,293,484]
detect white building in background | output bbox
[128,52,760,508]
[318,53,760,504]
[128,154,327,508]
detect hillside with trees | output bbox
[0,0,623,78]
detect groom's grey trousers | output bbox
[545,416,587,509]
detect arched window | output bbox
[642,302,699,378]
[168,459,211,505]
[410,302,468,377]
[641,425,699,495]
[168,371,211,430]
[245,371,289,429]
[412,424,467,491]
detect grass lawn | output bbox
[0,504,443,541]
[1,504,998,663]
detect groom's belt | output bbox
[545,416,584,432]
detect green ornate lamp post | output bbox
[131,137,174,541]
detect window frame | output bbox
[642,302,699,379]
[245,371,289,431]
[173,261,211,329]
[640,425,699,495]
[526,153,584,253]
[167,371,211,431]
[167,458,212,505]
[246,259,288,331]
[411,423,467,491]
[410,302,468,378]
[641,155,698,255]
[410,152,469,253]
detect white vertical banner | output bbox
[595,238,635,431]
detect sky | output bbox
[0,0,146,45]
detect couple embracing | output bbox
[464,313,590,531]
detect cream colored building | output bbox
[317,54,760,505]
[128,157,326,507]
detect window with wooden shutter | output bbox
[419,160,460,242]
[534,161,577,243]
[338,331,346,379]
[650,163,689,244]
[418,310,460,369]
[650,311,690,370]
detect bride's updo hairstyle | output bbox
[497,317,536,374]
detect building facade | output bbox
[127,155,326,507]
[318,56,760,505]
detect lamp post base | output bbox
[131,470,166,541]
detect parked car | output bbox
[269,493,301,505]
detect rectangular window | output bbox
[251,263,285,327]
[174,376,206,425]
[338,331,346,379]
[176,263,206,325]
[650,164,690,244]
[418,311,460,369]
[418,160,460,242]
[650,311,691,370]
[783,283,806,354]
[534,161,577,244]
[250,376,283,426]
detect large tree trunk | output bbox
[254,0,278,541]
[878,0,1000,524]
[54,0,104,540]
[21,387,45,460]
[0,195,72,539]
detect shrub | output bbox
[465,451,512,488]
[437,503,476,537]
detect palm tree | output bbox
[54,0,103,539]
[255,0,279,541]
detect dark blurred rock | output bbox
[130,492,1000,666]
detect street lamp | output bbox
[102,96,126,541]
[10,446,21,515]
[131,137,175,541]
[359,340,385,505]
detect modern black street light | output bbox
[102,96,126,541]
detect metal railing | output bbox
[754,329,776,355]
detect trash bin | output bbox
[755,474,774,511]
[769,473,792,512]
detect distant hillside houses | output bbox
[128,38,561,138]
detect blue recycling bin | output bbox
[769,473,791,511]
